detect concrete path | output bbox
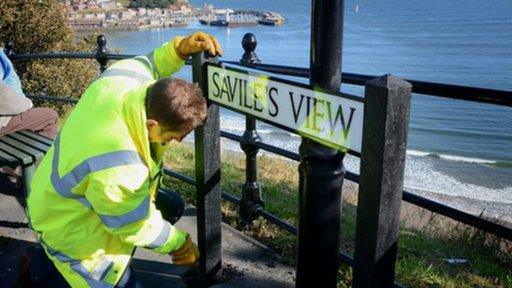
[0,192,295,287]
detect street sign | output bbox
[206,64,365,154]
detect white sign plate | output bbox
[207,64,365,153]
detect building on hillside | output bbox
[117,9,137,19]
[109,18,139,28]
[145,18,162,26]
[137,7,146,16]
[82,12,106,19]
[71,18,105,28]
[99,1,117,10]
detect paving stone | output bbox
[0,193,294,287]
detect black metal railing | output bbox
[5,32,511,286]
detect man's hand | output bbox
[174,32,223,60]
[171,233,200,267]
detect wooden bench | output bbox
[0,131,52,196]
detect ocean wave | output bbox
[410,126,512,141]
[344,155,512,204]
[401,160,512,206]
[219,111,510,166]
[195,140,512,206]
[406,150,431,157]
[222,126,302,138]
[406,149,511,166]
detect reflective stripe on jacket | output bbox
[27,40,187,287]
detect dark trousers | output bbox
[17,189,184,288]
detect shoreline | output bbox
[218,136,512,224]
[73,23,188,32]
[67,6,284,31]
[167,138,511,287]
[342,182,512,232]
[406,187,512,228]
[182,139,512,230]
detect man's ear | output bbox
[146,119,159,130]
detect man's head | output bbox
[146,78,207,144]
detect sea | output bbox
[99,0,512,223]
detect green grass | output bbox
[162,142,512,288]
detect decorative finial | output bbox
[95,34,109,73]
[240,33,261,66]
[242,33,257,53]
[96,34,107,53]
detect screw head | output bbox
[4,41,14,56]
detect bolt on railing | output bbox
[4,41,14,57]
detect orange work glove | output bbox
[170,233,200,267]
[174,32,223,60]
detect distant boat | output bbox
[258,19,277,26]
[259,11,285,26]
[200,9,283,27]
[169,20,187,27]
[209,19,228,26]
[203,10,258,27]
[258,19,281,26]
[355,4,359,12]
[210,19,258,27]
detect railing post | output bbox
[95,34,108,73]
[296,1,345,287]
[193,52,222,279]
[353,75,412,287]
[239,33,264,227]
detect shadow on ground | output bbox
[0,192,295,288]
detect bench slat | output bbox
[0,142,33,165]
[0,137,44,162]
[18,131,53,146]
[7,133,51,153]
[0,149,18,165]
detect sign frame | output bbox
[204,62,365,156]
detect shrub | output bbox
[0,0,98,103]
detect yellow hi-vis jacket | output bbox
[27,40,187,287]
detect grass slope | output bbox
[163,142,511,287]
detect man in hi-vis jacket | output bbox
[23,31,222,287]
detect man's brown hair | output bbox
[146,78,207,132]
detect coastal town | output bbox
[63,0,285,29]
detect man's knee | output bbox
[23,107,58,126]
[28,107,58,138]
[37,107,58,123]
[155,189,185,224]
[47,108,58,122]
